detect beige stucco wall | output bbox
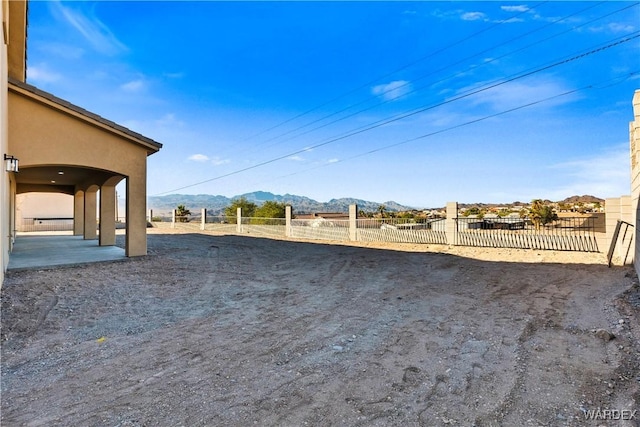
[6,0,26,82]
[630,91,640,275]
[8,90,148,180]
[8,85,159,256]
[16,192,74,221]
[1,0,9,285]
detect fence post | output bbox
[171,209,176,229]
[445,202,458,246]
[148,209,153,223]
[201,208,206,231]
[237,207,242,233]
[349,204,357,241]
[286,205,292,237]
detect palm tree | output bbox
[529,199,557,229]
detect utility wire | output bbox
[238,1,548,143]
[151,32,639,196]
[267,2,636,147]
[255,1,614,149]
[289,30,640,151]
[262,70,639,185]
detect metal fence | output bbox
[240,217,287,238]
[18,218,74,232]
[151,211,604,253]
[290,218,350,241]
[202,215,237,233]
[455,216,600,252]
[357,218,447,244]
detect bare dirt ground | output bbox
[1,229,639,426]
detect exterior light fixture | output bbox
[4,154,18,172]
[58,171,64,175]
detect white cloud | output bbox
[52,1,128,56]
[588,22,636,34]
[465,76,576,111]
[288,155,305,162]
[461,12,487,22]
[499,17,524,24]
[501,5,529,13]
[548,144,630,199]
[607,22,636,33]
[211,156,231,166]
[163,72,185,79]
[188,154,210,162]
[38,42,84,60]
[28,65,62,84]
[327,158,339,164]
[121,79,145,92]
[156,113,184,128]
[371,80,412,101]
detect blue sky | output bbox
[26,1,640,208]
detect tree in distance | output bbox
[175,204,191,223]
[255,201,287,218]
[224,197,257,219]
[529,199,558,229]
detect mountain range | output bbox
[147,191,413,215]
[147,192,605,215]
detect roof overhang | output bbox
[8,78,163,155]
[7,0,27,82]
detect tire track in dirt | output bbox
[2,234,638,426]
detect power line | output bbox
[266,71,639,184]
[265,1,636,148]
[151,32,639,196]
[252,1,614,149]
[238,1,549,143]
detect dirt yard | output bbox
[1,229,639,426]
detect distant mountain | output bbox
[147,192,606,216]
[458,195,605,210]
[147,191,415,215]
[560,195,605,204]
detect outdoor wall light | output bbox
[4,154,18,172]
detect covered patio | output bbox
[7,79,161,258]
[7,234,126,270]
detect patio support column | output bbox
[126,173,148,257]
[84,186,98,240]
[99,184,116,246]
[73,188,84,236]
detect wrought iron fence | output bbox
[455,216,599,252]
[18,218,74,232]
[240,217,287,237]
[151,210,604,253]
[290,218,351,241]
[357,217,447,244]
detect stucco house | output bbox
[1,0,162,285]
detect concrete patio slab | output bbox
[7,234,126,270]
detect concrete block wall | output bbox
[631,91,640,274]
[606,196,634,263]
